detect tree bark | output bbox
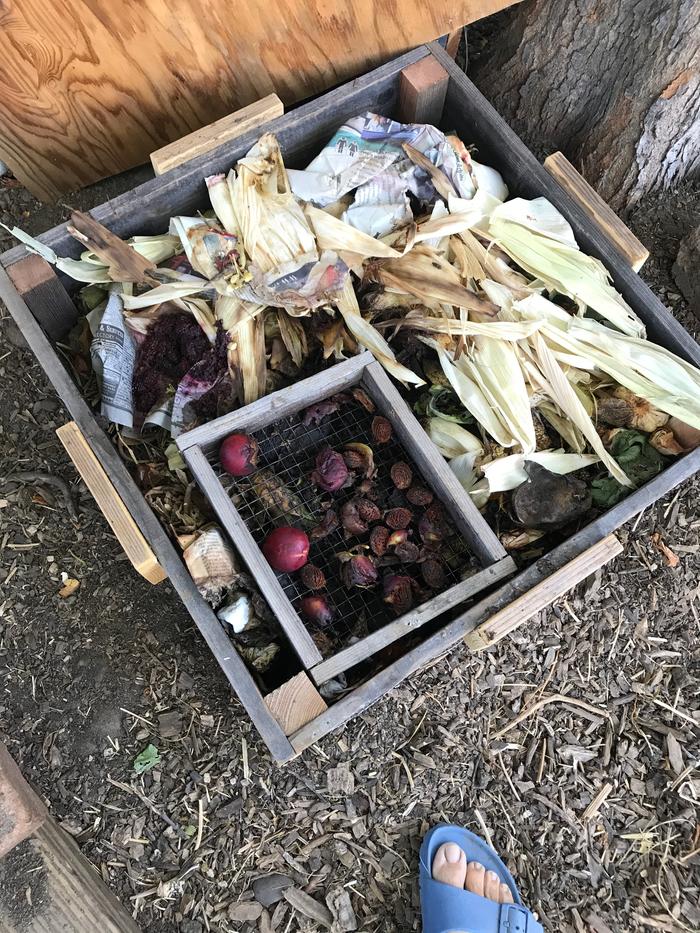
[468,0,700,211]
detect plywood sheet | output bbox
[0,0,519,200]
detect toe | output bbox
[500,883,514,905]
[484,869,501,902]
[465,861,486,897]
[432,842,468,889]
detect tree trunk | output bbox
[468,0,700,211]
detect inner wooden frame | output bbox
[178,351,515,676]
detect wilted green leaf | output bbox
[133,743,161,774]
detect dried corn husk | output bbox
[304,204,401,258]
[376,244,498,315]
[335,278,424,386]
[481,450,599,492]
[427,417,484,459]
[490,198,645,338]
[206,172,239,236]
[217,296,266,403]
[230,134,318,275]
[277,310,308,367]
[525,332,631,486]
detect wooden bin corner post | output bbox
[398,57,450,124]
[264,673,327,737]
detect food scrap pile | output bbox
[218,387,472,669]
[7,112,700,684]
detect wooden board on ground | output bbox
[464,534,624,650]
[0,0,521,200]
[56,422,167,585]
[544,152,650,271]
[151,94,284,175]
[0,819,141,932]
[264,673,328,735]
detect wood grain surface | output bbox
[264,672,327,735]
[0,0,519,200]
[544,151,650,271]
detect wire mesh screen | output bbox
[210,394,478,659]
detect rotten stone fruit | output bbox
[511,462,592,530]
[300,564,326,590]
[394,540,420,563]
[382,574,415,615]
[338,552,378,589]
[390,461,413,490]
[310,508,339,541]
[371,415,393,444]
[311,446,349,492]
[421,558,445,589]
[341,497,381,536]
[406,484,434,507]
[220,433,259,477]
[262,526,310,572]
[342,443,375,478]
[385,507,412,530]
[369,525,390,556]
[418,503,447,547]
[302,399,339,426]
[300,595,335,627]
[351,387,376,412]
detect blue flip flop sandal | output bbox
[419,824,543,933]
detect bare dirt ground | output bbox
[0,159,699,933]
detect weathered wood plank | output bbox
[57,421,167,584]
[182,446,323,668]
[0,817,141,932]
[151,94,285,175]
[264,672,327,735]
[544,151,649,271]
[310,554,516,685]
[0,263,296,763]
[362,361,508,565]
[398,57,450,124]
[464,534,623,650]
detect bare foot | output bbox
[432,843,514,905]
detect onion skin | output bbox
[262,526,310,572]
[220,433,259,477]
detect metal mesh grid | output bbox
[209,397,477,658]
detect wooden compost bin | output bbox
[2,43,699,763]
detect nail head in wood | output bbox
[544,152,649,271]
[264,672,328,736]
[399,56,449,125]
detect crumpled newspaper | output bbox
[288,112,500,237]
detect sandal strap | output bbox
[499,903,543,933]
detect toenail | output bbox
[487,870,499,881]
[444,843,463,864]
[469,861,484,871]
